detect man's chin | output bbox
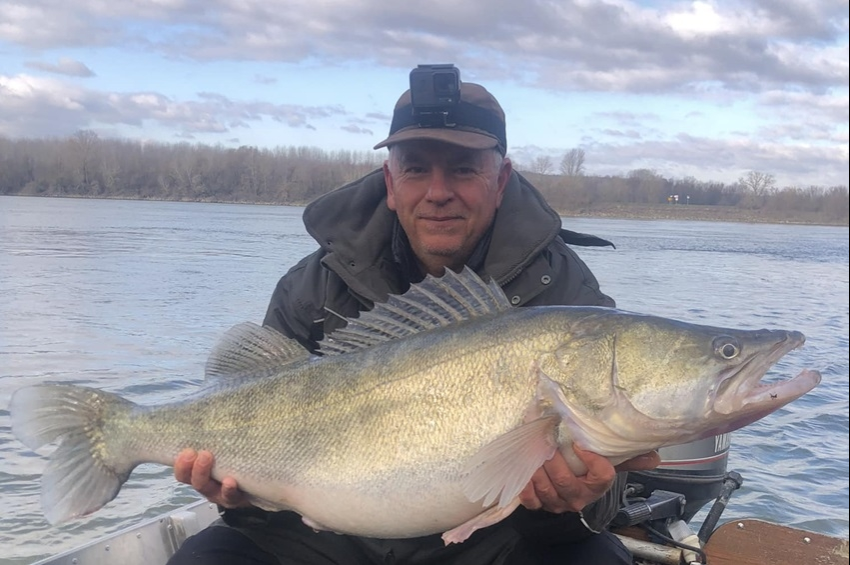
[420,242,464,258]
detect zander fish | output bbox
[9,268,821,544]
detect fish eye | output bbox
[713,336,741,360]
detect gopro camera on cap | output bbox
[409,64,461,126]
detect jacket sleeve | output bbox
[553,238,616,308]
[262,250,330,354]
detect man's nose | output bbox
[426,168,453,202]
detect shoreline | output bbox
[558,203,848,227]
[2,193,847,228]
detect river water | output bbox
[0,195,847,564]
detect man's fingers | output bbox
[615,451,661,473]
[173,448,249,507]
[521,447,654,515]
[220,477,244,507]
[532,467,562,508]
[541,455,583,509]
[572,446,616,488]
[174,449,197,484]
[191,450,217,495]
[518,481,542,510]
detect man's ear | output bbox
[384,161,397,211]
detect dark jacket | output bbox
[246,168,624,555]
[264,169,615,353]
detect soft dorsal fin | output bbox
[205,322,310,380]
[319,267,512,355]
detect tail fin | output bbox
[10,383,138,525]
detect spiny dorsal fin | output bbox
[319,267,511,355]
[205,322,310,380]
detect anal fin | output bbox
[441,497,522,545]
[302,516,333,533]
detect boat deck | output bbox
[30,501,849,565]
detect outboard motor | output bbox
[614,433,745,558]
[629,434,732,522]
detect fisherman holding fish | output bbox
[12,64,818,563]
[168,65,662,564]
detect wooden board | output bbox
[704,519,849,565]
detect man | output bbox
[169,69,660,565]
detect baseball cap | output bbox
[373,82,507,154]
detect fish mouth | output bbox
[713,331,821,416]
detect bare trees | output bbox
[737,170,777,209]
[627,169,669,204]
[560,148,585,177]
[0,134,387,204]
[529,155,554,175]
[69,129,100,193]
[523,148,585,177]
[738,171,776,193]
[0,134,846,225]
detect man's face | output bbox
[384,139,511,275]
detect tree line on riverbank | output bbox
[1,132,847,225]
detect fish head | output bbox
[544,309,822,453]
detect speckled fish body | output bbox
[10,268,821,543]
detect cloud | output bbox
[341,124,373,135]
[0,0,846,187]
[598,129,644,139]
[759,89,849,123]
[0,2,120,48]
[2,1,846,93]
[0,74,348,137]
[593,111,660,125]
[24,58,96,77]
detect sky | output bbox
[0,0,848,188]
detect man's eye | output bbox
[404,166,426,174]
[454,167,476,175]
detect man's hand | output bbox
[174,449,251,508]
[519,446,660,513]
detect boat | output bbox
[27,434,849,565]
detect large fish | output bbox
[10,268,821,544]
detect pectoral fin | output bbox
[461,416,559,508]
